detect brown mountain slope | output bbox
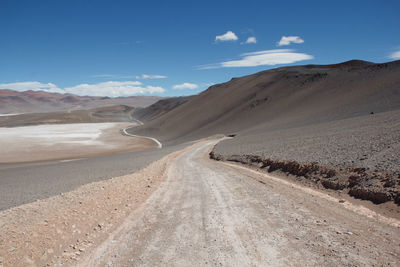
[131,60,400,143]
[0,89,162,113]
[133,95,195,122]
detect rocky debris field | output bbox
[212,110,400,206]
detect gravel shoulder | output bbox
[0,143,191,266]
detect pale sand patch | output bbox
[0,141,193,267]
[0,113,22,116]
[0,123,156,163]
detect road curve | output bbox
[123,117,162,148]
[123,126,162,148]
[82,140,400,266]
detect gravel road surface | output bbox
[82,140,400,266]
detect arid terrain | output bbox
[1,139,399,266]
[1,60,400,266]
[3,0,399,265]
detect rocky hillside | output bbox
[131,60,400,143]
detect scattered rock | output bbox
[349,187,393,204]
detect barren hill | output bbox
[131,60,400,143]
[133,95,195,122]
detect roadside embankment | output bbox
[210,151,400,206]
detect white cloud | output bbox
[215,31,238,42]
[277,36,304,46]
[93,74,167,80]
[172,83,199,90]
[65,81,165,97]
[0,80,166,97]
[137,74,168,79]
[245,37,257,44]
[0,81,64,93]
[388,50,400,60]
[198,49,313,69]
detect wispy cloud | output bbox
[388,50,400,60]
[137,74,167,79]
[92,74,167,80]
[172,83,199,90]
[244,37,257,44]
[0,81,165,97]
[0,81,64,93]
[198,49,313,69]
[215,31,238,42]
[277,36,304,46]
[90,74,137,79]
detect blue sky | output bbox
[0,0,399,97]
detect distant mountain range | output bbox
[0,89,162,113]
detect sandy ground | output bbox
[1,139,399,266]
[0,122,156,163]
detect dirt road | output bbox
[81,140,400,266]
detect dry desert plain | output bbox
[1,60,400,266]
